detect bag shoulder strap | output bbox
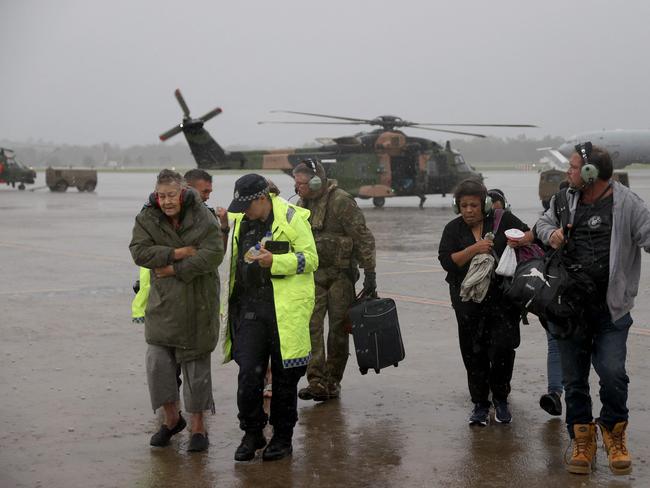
[553,190,570,232]
[492,208,504,234]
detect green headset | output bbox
[302,158,323,191]
[576,141,599,184]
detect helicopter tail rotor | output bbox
[159,125,184,141]
[199,107,223,123]
[175,89,191,118]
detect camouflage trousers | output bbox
[306,268,356,388]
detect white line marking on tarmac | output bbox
[382,291,650,337]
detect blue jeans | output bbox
[552,306,633,435]
[546,331,563,394]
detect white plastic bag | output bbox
[495,245,517,277]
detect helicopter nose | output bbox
[558,142,573,156]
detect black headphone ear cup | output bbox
[149,192,159,208]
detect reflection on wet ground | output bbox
[1,170,649,487]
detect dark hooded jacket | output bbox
[129,190,224,362]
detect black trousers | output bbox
[232,299,306,433]
[454,299,521,406]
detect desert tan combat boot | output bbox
[599,421,632,475]
[567,423,597,474]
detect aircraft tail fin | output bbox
[537,147,569,170]
[182,125,232,169]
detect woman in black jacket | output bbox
[438,179,532,426]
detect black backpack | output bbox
[503,190,595,337]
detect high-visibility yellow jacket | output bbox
[222,194,317,368]
[131,266,150,323]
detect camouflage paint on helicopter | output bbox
[0,148,36,190]
[159,90,535,207]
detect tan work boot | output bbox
[599,421,632,475]
[566,423,597,474]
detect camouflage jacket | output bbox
[299,181,375,271]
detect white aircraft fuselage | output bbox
[558,129,650,168]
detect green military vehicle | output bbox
[539,168,629,210]
[46,167,97,192]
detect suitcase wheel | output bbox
[393,362,399,368]
[374,368,380,374]
[360,368,368,375]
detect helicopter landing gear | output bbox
[18,183,26,190]
[372,197,385,208]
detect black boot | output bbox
[262,430,293,461]
[234,431,267,461]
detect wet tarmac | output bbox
[2,169,650,487]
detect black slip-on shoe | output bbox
[150,413,187,447]
[188,433,209,452]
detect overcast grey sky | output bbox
[1,0,649,148]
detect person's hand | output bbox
[473,239,494,255]
[362,271,377,298]
[154,265,175,278]
[216,207,228,229]
[507,230,535,248]
[174,246,197,260]
[250,247,273,268]
[549,226,570,249]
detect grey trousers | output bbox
[145,345,215,414]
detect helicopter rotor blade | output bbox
[408,123,538,128]
[159,125,183,141]
[199,107,223,123]
[258,121,367,125]
[409,125,487,138]
[174,89,191,118]
[270,110,372,124]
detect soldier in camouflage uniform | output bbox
[293,159,376,401]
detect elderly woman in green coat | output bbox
[129,169,224,452]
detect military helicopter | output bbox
[0,148,36,190]
[159,89,536,207]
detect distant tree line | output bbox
[1,134,566,168]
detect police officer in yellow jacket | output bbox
[222,174,317,462]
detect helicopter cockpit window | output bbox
[454,154,471,173]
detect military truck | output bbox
[46,167,97,192]
[539,168,629,210]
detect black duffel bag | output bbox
[503,250,595,338]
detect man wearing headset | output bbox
[536,143,650,475]
[292,158,376,402]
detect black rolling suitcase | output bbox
[349,297,405,374]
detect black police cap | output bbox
[227,173,269,213]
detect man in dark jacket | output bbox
[129,169,224,452]
[292,159,376,401]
